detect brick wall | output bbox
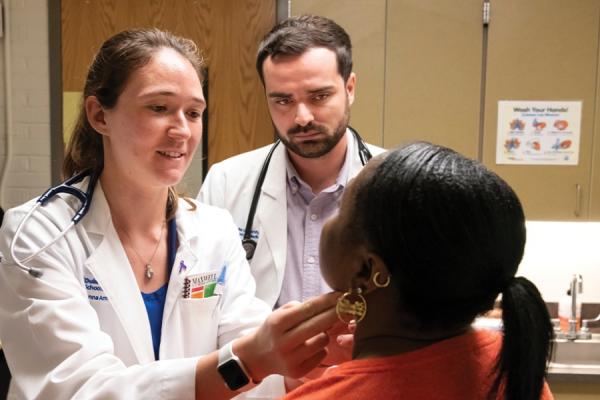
[0,0,51,209]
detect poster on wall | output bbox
[496,101,582,165]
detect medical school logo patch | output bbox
[84,275,108,302]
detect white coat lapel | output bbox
[83,186,155,364]
[256,144,287,289]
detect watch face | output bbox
[218,359,250,390]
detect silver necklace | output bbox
[121,222,165,280]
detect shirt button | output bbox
[307,256,316,264]
[310,214,318,221]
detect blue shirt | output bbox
[276,130,352,307]
[141,217,177,360]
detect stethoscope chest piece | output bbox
[242,239,257,260]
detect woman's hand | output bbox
[290,319,355,384]
[333,320,356,349]
[321,319,355,366]
[234,291,340,382]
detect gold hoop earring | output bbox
[372,272,390,288]
[336,287,367,324]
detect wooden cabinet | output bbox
[482,0,600,220]
[290,0,600,221]
[590,47,600,220]
[291,0,387,147]
[383,0,483,159]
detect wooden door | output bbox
[61,0,275,195]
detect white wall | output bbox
[520,221,600,303]
[0,0,51,209]
[0,1,598,305]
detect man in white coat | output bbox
[199,15,384,309]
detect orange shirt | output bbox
[283,330,553,400]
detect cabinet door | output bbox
[383,0,483,158]
[291,0,387,147]
[591,50,600,220]
[290,0,483,155]
[482,0,600,220]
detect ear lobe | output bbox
[85,96,109,136]
[345,72,356,106]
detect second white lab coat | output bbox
[0,179,282,399]
[199,130,384,308]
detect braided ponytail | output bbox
[495,277,554,400]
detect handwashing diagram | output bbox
[496,101,581,165]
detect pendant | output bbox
[145,264,154,279]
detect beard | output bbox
[277,101,350,159]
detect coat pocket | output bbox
[174,295,220,356]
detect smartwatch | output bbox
[217,340,251,391]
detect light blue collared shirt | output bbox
[276,131,354,307]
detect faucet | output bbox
[578,312,600,340]
[553,274,599,341]
[566,274,583,340]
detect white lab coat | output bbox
[199,130,384,308]
[0,179,283,399]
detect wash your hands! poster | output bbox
[496,101,582,165]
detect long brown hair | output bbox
[62,28,204,219]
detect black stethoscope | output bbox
[9,169,100,278]
[241,127,372,260]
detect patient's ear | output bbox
[85,96,109,136]
[357,253,391,292]
[340,245,369,291]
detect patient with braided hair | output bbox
[284,141,554,400]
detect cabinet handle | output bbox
[574,184,582,217]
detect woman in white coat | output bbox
[0,29,339,399]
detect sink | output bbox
[551,333,600,366]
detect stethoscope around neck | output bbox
[241,126,372,260]
[8,169,101,278]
